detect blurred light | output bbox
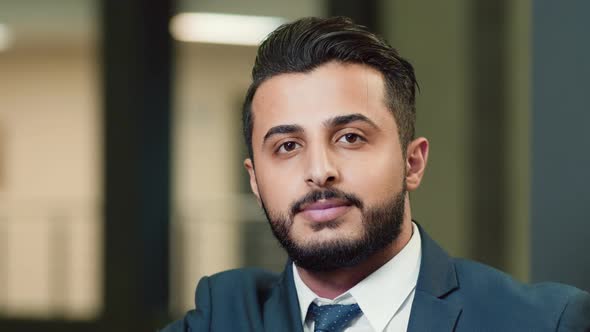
[170,13,286,46]
[0,23,14,51]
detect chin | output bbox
[294,224,363,246]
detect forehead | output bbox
[251,62,393,137]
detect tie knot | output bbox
[308,302,362,332]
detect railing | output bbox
[0,200,101,320]
[0,195,285,319]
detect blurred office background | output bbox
[0,0,588,331]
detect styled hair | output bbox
[242,16,418,159]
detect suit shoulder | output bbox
[160,267,282,332]
[192,267,281,311]
[206,267,281,295]
[452,258,590,329]
[453,257,586,300]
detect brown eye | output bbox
[339,133,363,144]
[283,141,297,151]
[277,141,300,154]
[345,133,359,143]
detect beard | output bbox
[260,185,406,272]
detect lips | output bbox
[299,199,352,222]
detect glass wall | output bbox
[0,0,101,320]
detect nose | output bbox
[305,144,339,188]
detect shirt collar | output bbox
[292,222,422,331]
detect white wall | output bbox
[0,45,101,319]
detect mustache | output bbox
[290,188,363,217]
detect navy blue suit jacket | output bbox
[162,226,590,331]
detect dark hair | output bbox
[242,16,418,159]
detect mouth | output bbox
[298,199,352,222]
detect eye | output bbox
[277,141,301,154]
[338,133,364,144]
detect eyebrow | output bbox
[263,124,304,144]
[261,113,379,145]
[323,113,379,129]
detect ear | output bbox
[405,137,429,191]
[244,158,262,207]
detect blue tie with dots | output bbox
[308,302,362,332]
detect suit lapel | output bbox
[407,290,462,332]
[407,224,462,332]
[263,262,303,332]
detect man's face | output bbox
[245,62,409,271]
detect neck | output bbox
[296,209,414,299]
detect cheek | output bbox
[341,148,404,197]
[255,162,303,211]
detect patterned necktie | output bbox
[308,302,363,332]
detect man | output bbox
[163,17,590,331]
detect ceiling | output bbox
[0,0,325,50]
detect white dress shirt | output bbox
[293,222,422,332]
